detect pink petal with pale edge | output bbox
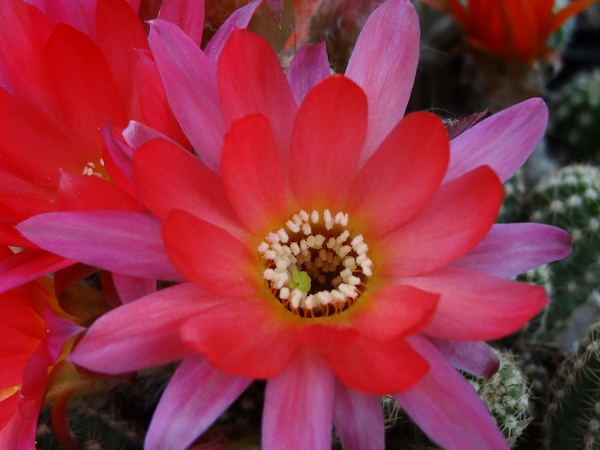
[134,139,247,240]
[404,267,547,341]
[162,210,258,298]
[221,115,288,233]
[145,355,251,450]
[17,211,183,281]
[351,285,439,342]
[111,273,156,304]
[204,0,262,62]
[122,120,171,148]
[287,42,330,105]
[263,349,335,450]
[158,0,205,46]
[445,98,548,182]
[0,250,74,294]
[70,283,229,373]
[345,0,420,166]
[380,166,503,278]
[450,223,572,278]
[395,336,509,450]
[218,29,296,157]
[428,338,500,378]
[348,112,449,236]
[290,76,367,209]
[149,20,224,173]
[333,381,385,450]
[181,297,299,379]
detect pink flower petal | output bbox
[290,76,367,209]
[70,283,228,373]
[263,349,335,450]
[451,223,572,278]
[326,336,429,395]
[181,297,299,379]
[428,338,500,378]
[204,0,262,63]
[345,0,420,165]
[100,126,140,200]
[351,285,439,342]
[0,250,74,294]
[218,29,296,157]
[162,210,259,298]
[405,267,547,341]
[221,115,288,233]
[287,42,330,106]
[134,138,246,239]
[145,355,251,450]
[43,303,84,364]
[348,112,449,236]
[111,273,156,304]
[445,98,548,182]
[158,0,205,46]
[333,381,384,450]
[17,211,183,281]
[380,166,503,278]
[149,19,224,172]
[395,336,509,450]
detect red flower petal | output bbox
[163,210,258,298]
[221,114,289,233]
[181,298,300,379]
[46,24,127,151]
[134,139,246,239]
[351,285,439,342]
[96,0,149,114]
[218,29,296,156]
[290,76,367,210]
[348,112,449,236]
[405,267,548,340]
[57,173,139,212]
[380,166,503,277]
[326,336,429,395]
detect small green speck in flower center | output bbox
[290,270,311,293]
[258,209,373,318]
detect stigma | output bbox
[258,209,373,318]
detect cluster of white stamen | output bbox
[259,209,373,316]
[82,159,105,177]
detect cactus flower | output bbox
[17,0,572,449]
[420,0,600,64]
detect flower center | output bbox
[258,209,373,318]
